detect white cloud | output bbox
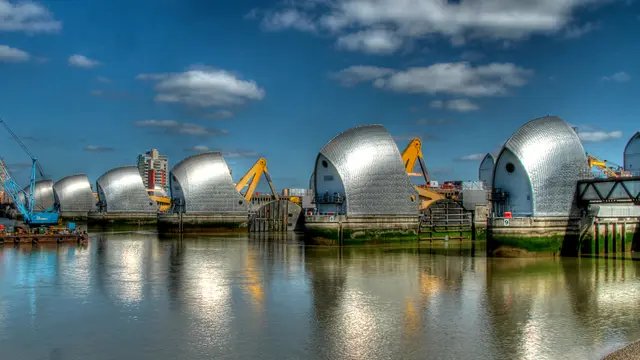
[96,76,112,83]
[68,54,100,68]
[137,67,265,108]
[430,100,443,109]
[202,109,234,119]
[0,0,61,33]
[336,29,403,54]
[457,153,486,161]
[135,119,228,136]
[562,22,600,39]
[579,130,623,142]
[330,65,395,86]
[601,71,630,82]
[251,0,613,54]
[186,145,210,152]
[84,145,114,152]
[261,8,317,32]
[432,98,480,112]
[0,44,29,62]
[335,62,532,97]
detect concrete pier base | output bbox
[59,211,90,222]
[304,215,420,245]
[487,217,582,257]
[157,212,248,234]
[580,205,640,255]
[87,212,158,226]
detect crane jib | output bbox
[0,116,59,226]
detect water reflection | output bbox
[0,234,639,360]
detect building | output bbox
[95,166,157,213]
[169,152,248,214]
[491,116,592,218]
[53,174,97,213]
[624,131,640,176]
[312,124,418,216]
[478,153,495,189]
[137,149,168,192]
[17,180,56,211]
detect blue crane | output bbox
[0,117,59,226]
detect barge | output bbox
[0,232,88,245]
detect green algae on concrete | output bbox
[157,212,248,234]
[304,215,420,246]
[487,217,583,257]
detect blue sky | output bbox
[0,0,638,190]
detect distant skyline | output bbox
[0,0,638,190]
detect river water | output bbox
[1,231,639,360]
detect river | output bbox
[0,231,639,360]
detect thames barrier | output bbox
[1,115,639,257]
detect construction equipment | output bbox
[146,188,171,212]
[587,153,631,178]
[0,117,59,226]
[401,138,445,210]
[235,158,279,201]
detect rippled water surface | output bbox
[1,231,640,360]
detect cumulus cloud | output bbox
[336,29,403,54]
[68,54,100,68]
[250,0,612,54]
[456,153,486,161]
[201,109,234,119]
[0,0,61,33]
[578,130,623,142]
[185,145,211,152]
[84,145,114,152]
[185,145,259,158]
[137,67,265,108]
[135,119,228,136]
[562,22,600,39]
[260,8,317,32]
[0,44,29,62]
[330,65,395,86]
[601,71,630,82]
[430,98,480,112]
[333,62,533,97]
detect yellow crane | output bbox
[587,153,631,178]
[235,158,280,201]
[401,138,445,210]
[146,189,171,212]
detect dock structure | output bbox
[305,124,420,245]
[487,116,594,256]
[485,116,640,257]
[158,152,249,233]
[88,166,157,226]
[53,174,97,221]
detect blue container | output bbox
[68,222,76,230]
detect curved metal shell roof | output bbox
[96,166,156,212]
[496,116,592,216]
[170,152,248,213]
[624,131,640,172]
[315,124,418,216]
[479,153,496,187]
[53,174,97,212]
[19,180,56,211]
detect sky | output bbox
[0,0,639,191]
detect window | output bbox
[324,175,334,181]
[322,160,328,168]
[506,163,515,173]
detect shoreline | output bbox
[604,340,640,359]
